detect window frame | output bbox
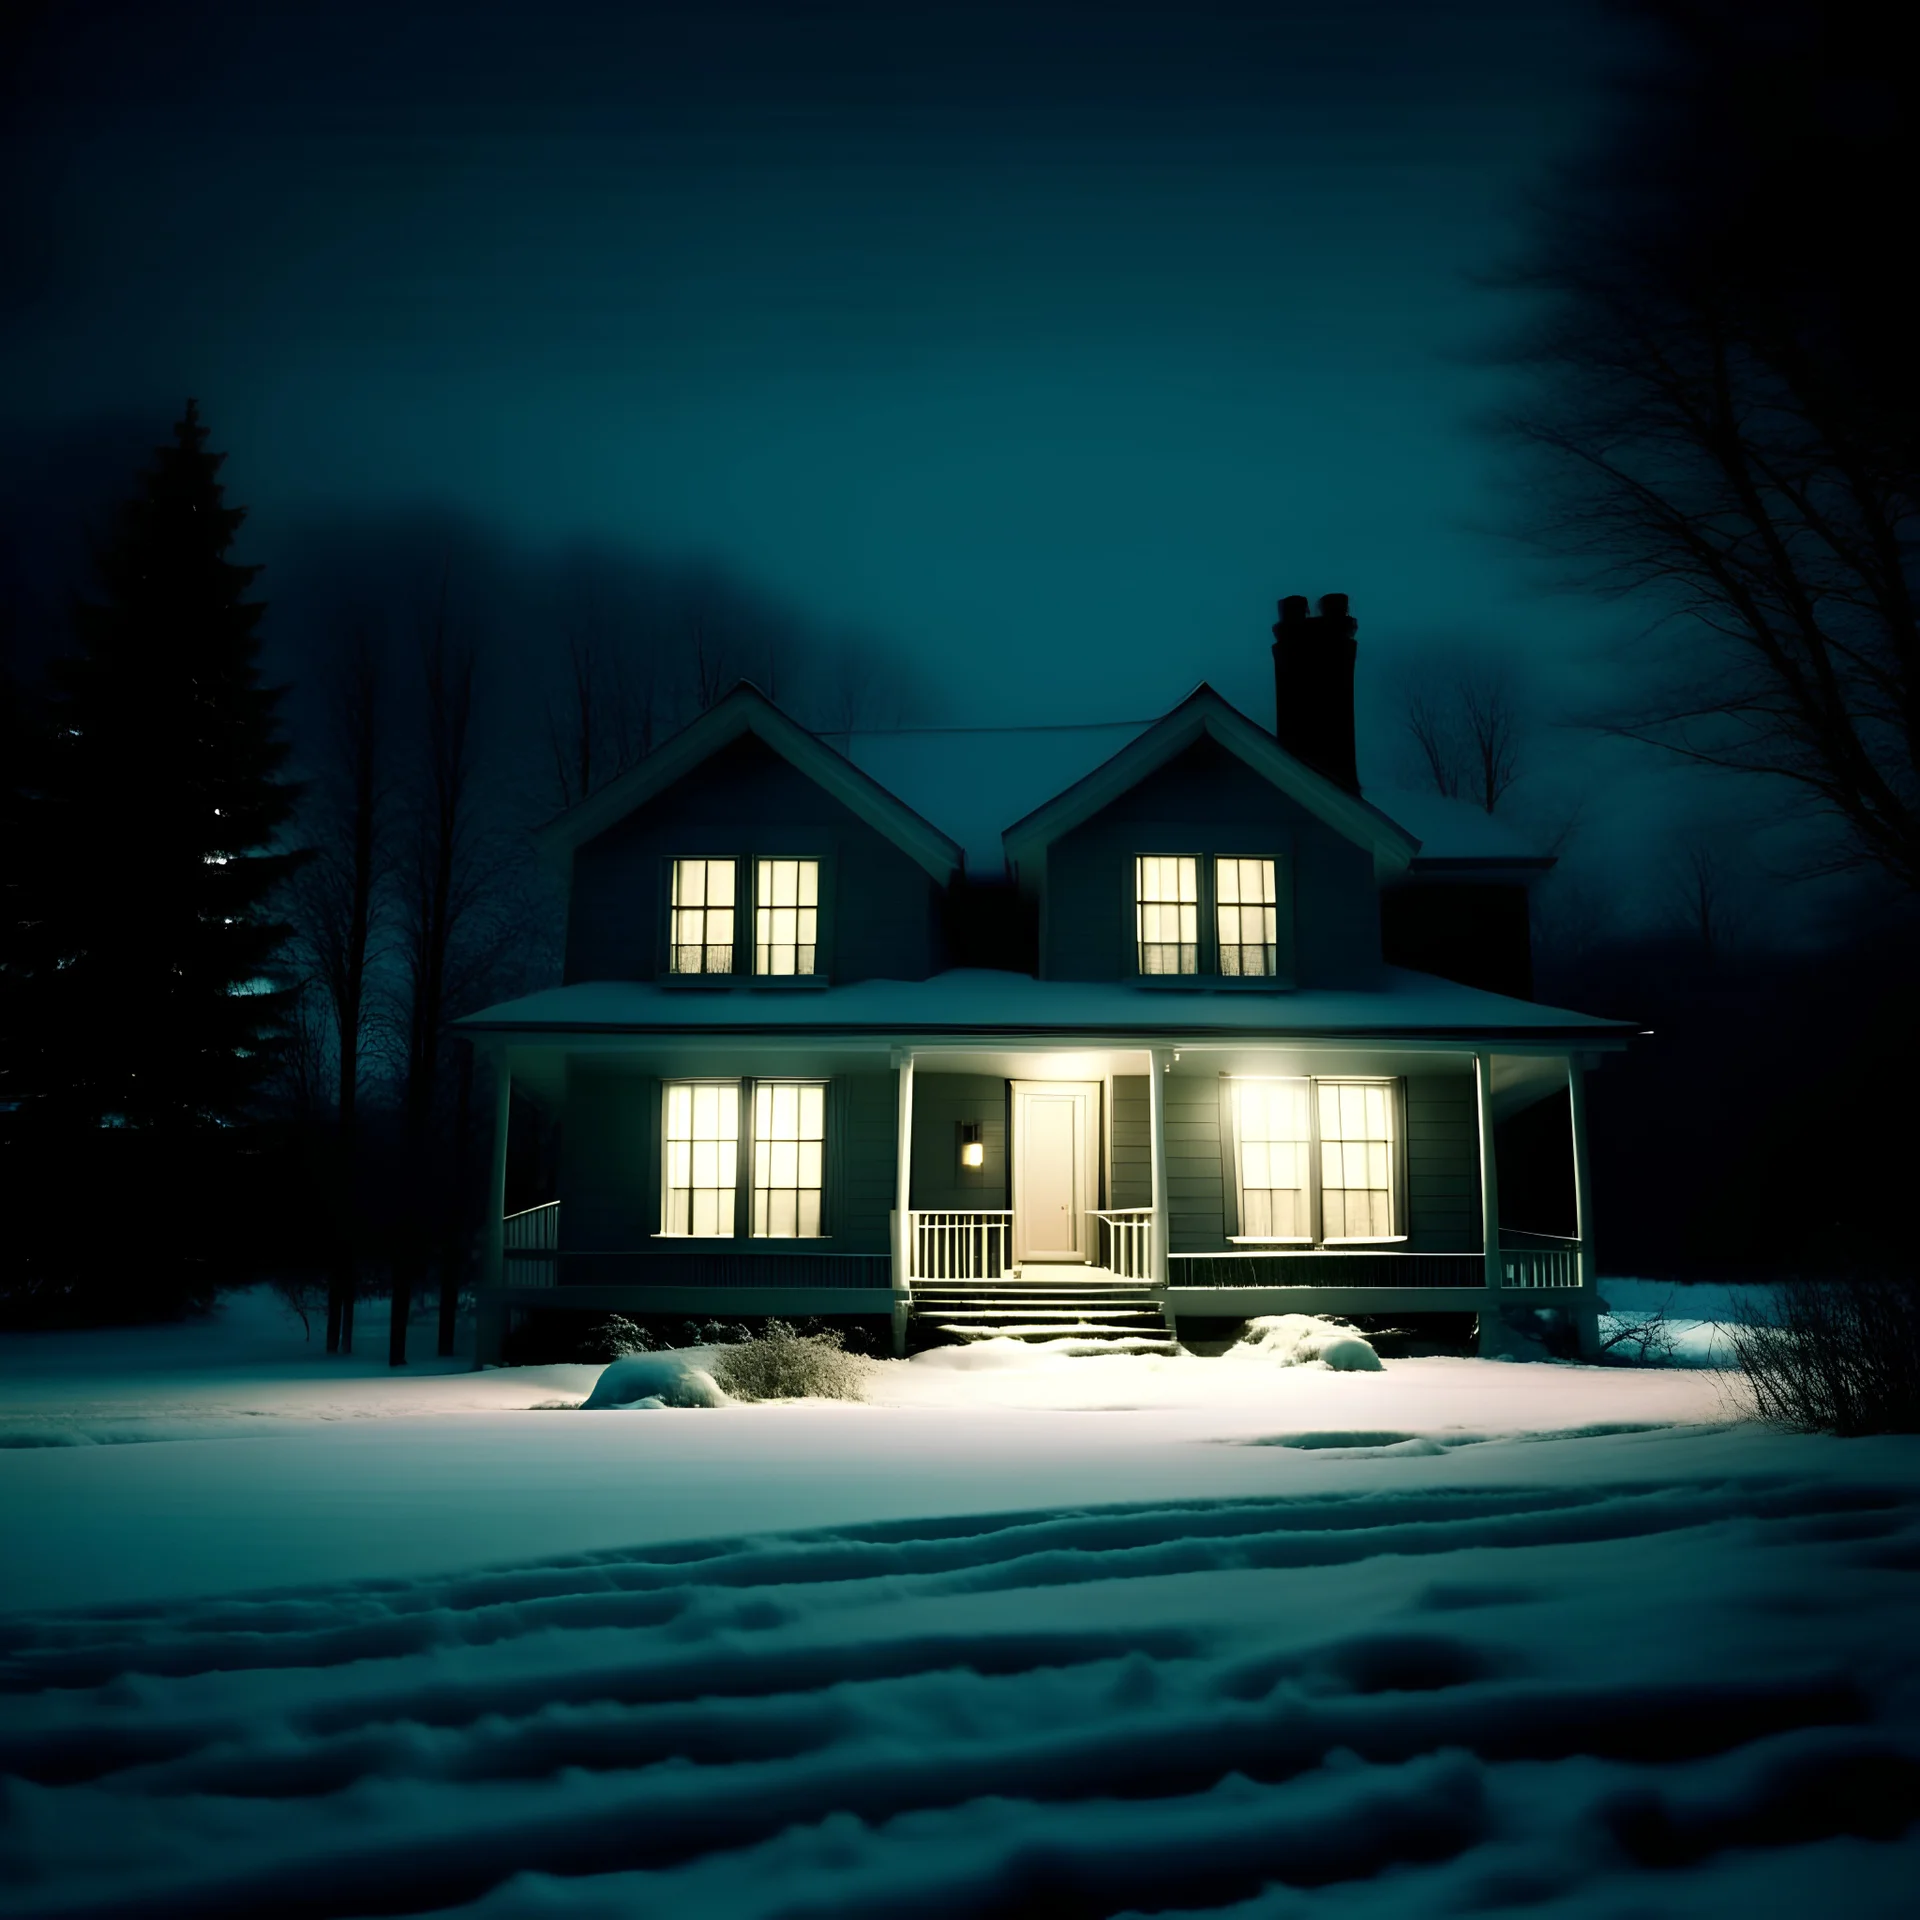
[751,856,824,981]
[655,1076,836,1241]
[1221,1074,1407,1246]
[1134,853,1202,976]
[660,853,832,986]
[748,1077,831,1239]
[665,856,741,979]
[1130,849,1294,986]
[658,1077,746,1239]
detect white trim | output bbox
[1003,686,1419,879]
[535,684,962,882]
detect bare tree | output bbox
[547,628,657,809]
[392,593,486,1366]
[1494,0,1920,890]
[288,625,388,1351]
[1402,664,1524,813]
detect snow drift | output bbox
[1225,1314,1384,1371]
[580,1354,727,1410]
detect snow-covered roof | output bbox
[459,967,1634,1045]
[1364,787,1552,868]
[826,720,1550,879]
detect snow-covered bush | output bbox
[581,1354,727,1410]
[582,1314,660,1361]
[710,1320,872,1401]
[1727,1274,1920,1435]
[1224,1314,1383,1371]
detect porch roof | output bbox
[457,965,1637,1047]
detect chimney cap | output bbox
[1317,592,1350,621]
[1277,594,1309,623]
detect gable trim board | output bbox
[535,682,965,885]
[1001,685,1421,883]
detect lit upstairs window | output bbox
[1136,855,1198,974]
[670,858,735,974]
[1216,857,1277,976]
[755,859,819,976]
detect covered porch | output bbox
[472,1033,1603,1363]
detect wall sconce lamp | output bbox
[958,1122,985,1170]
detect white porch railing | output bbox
[1499,1229,1581,1289]
[909,1209,1012,1281]
[502,1200,560,1287]
[1094,1208,1155,1282]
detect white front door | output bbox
[1012,1081,1098,1264]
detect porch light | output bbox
[959,1122,984,1170]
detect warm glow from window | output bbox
[1319,1081,1396,1240]
[1216,857,1277,976]
[671,859,735,974]
[752,1082,825,1237]
[1136,855,1198,974]
[663,1082,738,1235]
[1235,1079,1311,1239]
[755,859,819,975]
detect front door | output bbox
[1012,1081,1098,1264]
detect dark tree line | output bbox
[1,403,923,1352]
[1497,0,1919,894]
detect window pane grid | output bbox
[752,1081,826,1238]
[1318,1080,1395,1240]
[663,1081,739,1236]
[1216,857,1278,977]
[1136,855,1198,974]
[670,859,735,974]
[755,859,819,976]
[1235,1079,1311,1239]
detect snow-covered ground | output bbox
[1,1288,1916,1917]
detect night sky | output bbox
[6,1,1661,839]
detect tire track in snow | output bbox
[0,1471,1914,1918]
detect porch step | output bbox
[910,1272,1178,1352]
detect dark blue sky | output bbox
[4,0,1633,743]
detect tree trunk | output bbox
[437,1040,474,1356]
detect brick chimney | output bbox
[1271,592,1359,793]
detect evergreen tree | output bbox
[8,404,307,1315]
[44,400,306,1131]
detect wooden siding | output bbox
[1109,1073,1152,1210]
[1041,736,1382,985]
[556,1060,896,1259]
[1164,1071,1227,1253]
[564,732,942,985]
[1405,1071,1481,1252]
[909,1072,1009,1212]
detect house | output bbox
[458,593,1634,1364]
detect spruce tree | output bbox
[44,402,305,1179]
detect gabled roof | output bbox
[533,682,964,883]
[999,684,1421,879]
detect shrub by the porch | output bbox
[711,1320,872,1401]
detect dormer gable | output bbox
[1001,684,1419,886]
[536,681,962,884]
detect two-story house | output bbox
[459,594,1634,1363]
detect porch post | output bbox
[1568,1054,1601,1359]
[1148,1047,1172,1290]
[890,1048,915,1358]
[1474,1049,1505,1357]
[473,1051,511,1370]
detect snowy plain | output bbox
[1,1286,1916,1917]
